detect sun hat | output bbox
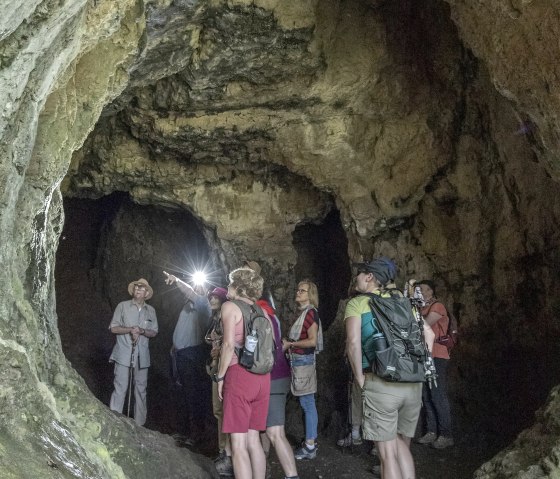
[128,278,153,300]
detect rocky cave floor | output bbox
[173,430,495,479]
[269,439,491,479]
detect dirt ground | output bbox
[266,436,495,479]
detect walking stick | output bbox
[127,339,137,418]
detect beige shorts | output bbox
[361,373,422,442]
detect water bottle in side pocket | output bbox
[240,330,258,369]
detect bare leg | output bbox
[247,429,266,479]
[225,434,232,457]
[266,425,298,477]
[231,432,252,479]
[396,435,415,479]
[376,439,402,479]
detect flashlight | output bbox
[192,271,207,286]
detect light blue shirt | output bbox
[109,300,158,368]
[172,294,212,349]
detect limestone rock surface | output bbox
[3,0,560,477]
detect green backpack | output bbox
[233,300,275,375]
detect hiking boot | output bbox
[294,444,317,460]
[416,432,437,445]
[337,432,363,447]
[371,464,381,478]
[369,444,378,456]
[215,454,234,476]
[432,436,454,449]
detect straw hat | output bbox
[128,278,153,300]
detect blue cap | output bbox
[352,257,398,286]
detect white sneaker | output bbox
[294,444,317,460]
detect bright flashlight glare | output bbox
[192,271,207,286]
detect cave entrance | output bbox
[292,209,351,329]
[55,192,219,434]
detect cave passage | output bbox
[55,194,352,442]
[56,193,218,434]
[292,209,351,330]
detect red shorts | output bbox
[222,364,271,433]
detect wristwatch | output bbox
[212,373,225,383]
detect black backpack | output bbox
[365,289,428,383]
[233,300,275,375]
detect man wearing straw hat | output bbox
[109,278,158,426]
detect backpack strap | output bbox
[231,300,254,334]
[232,300,268,335]
[383,287,404,297]
[231,300,252,359]
[362,291,392,342]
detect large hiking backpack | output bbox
[365,289,427,383]
[233,300,275,375]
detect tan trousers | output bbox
[212,381,227,451]
[110,362,148,426]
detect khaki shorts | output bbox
[361,373,422,442]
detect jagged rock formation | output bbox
[2,0,560,477]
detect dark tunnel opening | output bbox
[55,192,221,439]
[55,195,352,446]
[292,209,351,330]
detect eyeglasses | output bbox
[296,288,308,294]
[134,285,147,290]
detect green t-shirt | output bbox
[344,294,384,369]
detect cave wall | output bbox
[445,0,560,179]
[3,0,560,477]
[62,0,560,441]
[0,0,217,476]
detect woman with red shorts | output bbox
[216,267,271,479]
